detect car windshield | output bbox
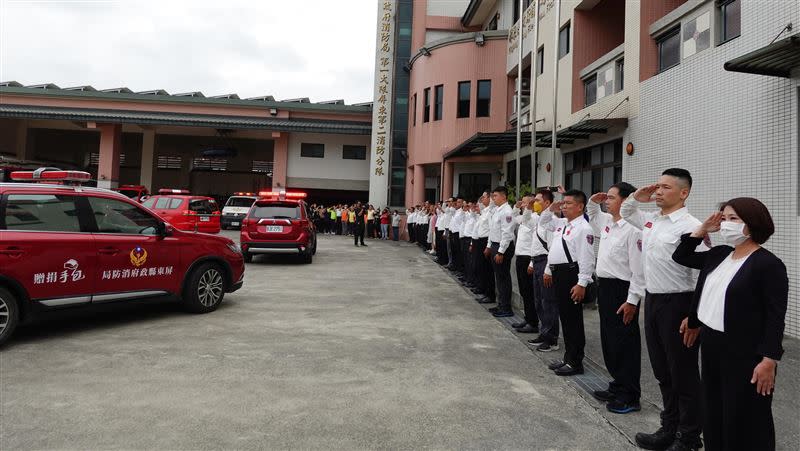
[142,197,184,210]
[225,197,256,208]
[189,199,217,214]
[118,189,140,199]
[252,203,300,219]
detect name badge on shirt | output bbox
[587,235,594,245]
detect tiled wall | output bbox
[624,2,800,336]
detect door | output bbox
[458,173,492,201]
[87,196,183,300]
[0,193,95,306]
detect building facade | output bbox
[374,0,799,336]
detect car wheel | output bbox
[182,263,226,313]
[301,250,313,264]
[243,252,253,263]
[0,287,20,348]
[311,237,317,255]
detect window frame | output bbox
[423,88,431,123]
[412,93,417,126]
[536,47,545,75]
[1,193,87,233]
[558,23,571,59]
[457,81,471,118]
[342,145,368,160]
[300,143,325,159]
[615,58,624,93]
[157,155,182,170]
[563,139,623,194]
[87,195,161,236]
[584,74,598,107]
[476,80,491,118]
[434,84,444,121]
[718,0,741,45]
[657,27,681,73]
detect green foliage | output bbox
[506,181,533,204]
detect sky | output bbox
[0,0,379,104]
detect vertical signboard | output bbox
[368,0,396,207]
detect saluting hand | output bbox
[679,317,700,347]
[616,302,637,325]
[751,357,777,396]
[590,192,608,204]
[549,201,564,213]
[633,184,659,203]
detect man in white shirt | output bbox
[621,168,705,451]
[472,193,496,304]
[461,203,478,287]
[484,186,517,317]
[447,198,465,274]
[539,189,595,376]
[524,189,558,351]
[406,207,416,243]
[587,182,645,415]
[434,202,449,265]
[510,195,539,334]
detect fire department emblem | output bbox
[637,239,643,251]
[505,215,512,223]
[130,247,148,267]
[645,222,653,228]
[587,235,594,245]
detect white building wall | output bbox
[287,132,371,190]
[625,2,800,336]
[452,162,502,198]
[426,0,471,16]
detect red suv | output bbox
[142,190,221,234]
[0,169,245,347]
[113,184,150,203]
[240,191,316,264]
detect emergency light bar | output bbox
[10,168,91,185]
[257,190,307,200]
[234,192,255,196]
[159,189,190,195]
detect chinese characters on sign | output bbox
[101,266,174,280]
[33,259,86,285]
[369,0,395,206]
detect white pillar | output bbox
[140,128,156,191]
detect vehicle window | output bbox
[189,199,213,214]
[143,197,183,210]
[118,189,139,199]
[3,194,81,232]
[225,197,256,208]
[252,203,300,219]
[88,197,160,235]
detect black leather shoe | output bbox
[511,321,527,328]
[515,324,538,333]
[476,296,494,304]
[593,390,615,402]
[548,361,566,371]
[527,336,547,345]
[554,364,584,376]
[488,307,500,313]
[635,427,676,450]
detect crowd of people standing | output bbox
[309,203,403,245]
[401,168,788,451]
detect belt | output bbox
[549,262,578,272]
[532,255,548,263]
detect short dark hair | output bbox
[492,186,508,196]
[719,197,775,244]
[564,189,587,209]
[610,182,637,199]
[662,168,693,189]
[536,188,554,204]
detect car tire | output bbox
[311,237,317,255]
[182,263,226,313]
[0,287,20,348]
[243,252,253,263]
[301,250,313,264]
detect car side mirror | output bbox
[157,222,174,238]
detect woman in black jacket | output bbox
[672,197,787,451]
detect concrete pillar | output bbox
[139,129,156,191]
[14,120,30,160]
[413,164,425,205]
[272,132,288,190]
[96,124,122,189]
[442,161,454,199]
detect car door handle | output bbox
[0,247,24,257]
[98,247,120,255]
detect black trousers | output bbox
[367,221,374,238]
[435,230,449,266]
[354,224,365,245]
[490,241,515,312]
[474,237,494,300]
[515,255,538,326]
[449,232,462,271]
[335,218,342,235]
[551,263,585,368]
[460,237,471,281]
[598,277,641,404]
[408,223,414,242]
[644,292,702,440]
[701,325,774,451]
[533,255,559,342]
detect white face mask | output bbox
[719,221,749,246]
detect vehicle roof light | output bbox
[9,167,91,185]
[257,190,307,200]
[158,188,190,195]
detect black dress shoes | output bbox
[511,321,527,328]
[593,390,615,402]
[554,364,584,376]
[547,361,566,371]
[634,427,676,450]
[515,324,538,333]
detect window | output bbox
[412,93,417,126]
[434,85,443,121]
[300,143,325,158]
[486,13,498,31]
[458,173,491,203]
[157,155,182,170]
[252,160,273,174]
[456,81,471,118]
[188,199,218,214]
[89,153,127,166]
[192,157,227,171]
[423,88,431,123]
[476,80,491,117]
[536,47,544,75]
[143,197,184,210]
[658,28,681,72]
[564,140,623,194]
[719,0,741,43]
[252,203,300,219]
[559,23,570,58]
[88,197,159,235]
[584,75,597,107]
[3,194,81,232]
[343,145,367,160]
[615,59,624,92]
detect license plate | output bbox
[231,222,240,227]
[200,216,210,222]
[266,225,283,233]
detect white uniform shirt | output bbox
[513,207,534,257]
[442,207,454,231]
[540,210,596,287]
[462,212,477,238]
[621,198,706,294]
[436,208,447,231]
[407,210,416,225]
[586,200,646,305]
[522,210,551,259]
[697,253,750,332]
[449,209,465,234]
[476,204,495,239]
[487,202,516,253]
